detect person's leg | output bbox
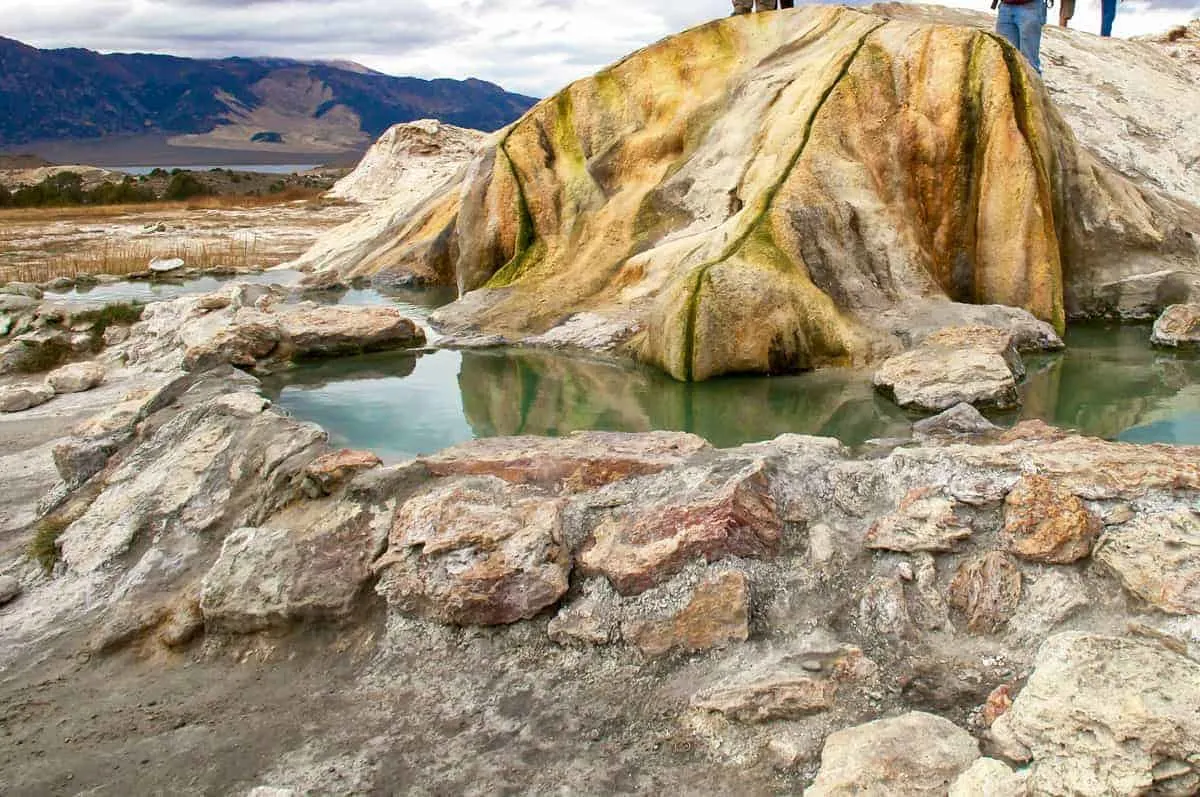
[995,3,1022,53]
[780,0,795,8]
[1101,0,1117,36]
[755,0,779,10]
[1059,0,1075,28]
[1015,2,1045,74]
[732,0,753,14]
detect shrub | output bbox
[29,517,71,574]
[164,172,210,200]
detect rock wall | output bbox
[297,5,1199,381]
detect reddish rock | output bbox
[948,552,1022,634]
[374,477,570,626]
[866,488,973,552]
[691,675,837,722]
[1003,475,1101,563]
[980,684,1014,728]
[623,571,750,656]
[420,431,709,491]
[580,460,781,595]
[303,449,383,496]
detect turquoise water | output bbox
[265,323,1200,462]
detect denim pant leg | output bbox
[1101,0,1117,36]
[1016,2,1046,73]
[995,4,1022,53]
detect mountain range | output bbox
[0,36,538,156]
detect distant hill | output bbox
[0,36,538,153]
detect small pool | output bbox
[264,323,1200,462]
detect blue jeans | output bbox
[1101,0,1117,36]
[996,1,1047,74]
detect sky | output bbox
[2,0,1197,96]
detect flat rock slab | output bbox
[46,362,105,394]
[1150,303,1200,348]
[874,326,1024,413]
[806,711,980,796]
[622,570,750,657]
[1094,509,1200,614]
[375,476,570,626]
[580,458,781,595]
[277,305,425,358]
[0,383,54,413]
[691,673,838,722]
[866,488,972,552]
[991,632,1200,795]
[421,431,709,491]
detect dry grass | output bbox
[0,187,330,223]
[1,238,262,284]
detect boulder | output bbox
[873,328,1023,412]
[200,501,388,632]
[691,673,838,722]
[45,361,105,394]
[990,633,1200,796]
[302,449,382,497]
[948,758,1028,797]
[0,329,72,374]
[1002,475,1101,564]
[806,711,980,796]
[421,431,709,491]
[912,403,1000,439]
[149,257,185,273]
[579,458,781,595]
[0,574,20,606]
[1151,303,1200,348]
[276,305,426,358]
[0,282,43,300]
[0,294,40,313]
[1093,509,1200,614]
[374,477,570,626]
[622,570,750,656]
[866,488,972,552]
[947,552,1022,634]
[0,383,54,413]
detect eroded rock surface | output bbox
[1003,475,1101,564]
[873,327,1025,412]
[1151,303,1200,348]
[0,382,54,412]
[46,361,105,394]
[1094,509,1200,614]
[622,570,750,656]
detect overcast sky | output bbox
[2,0,1197,95]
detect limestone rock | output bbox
[547,596,617,646]
[622,570,750,657]
[580,459,781,595]
[0,329,72,374]
[421,431,709,491]
[948,758,1028,797]
[866,489,972,552]
[1151,303,1200,348]
[276,305,425,359]
[912,403,999,439]
[1002,475,1101,564]
[0,383,54,413]
[874,329,1022,413]
[947,552,1022,634]
[200,501,388,632]
[46,361,105,394]
[990,632,1200,796]
[374,477,570,626]
[806,711,980,796]
[1006,569,1090,647]
[180,309,282,370]
[1094,509,1200,615]
[0,294,39,313]
[302,449,382,497]
[0,574,20,606]
[691,674,837,722]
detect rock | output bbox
[948,758,1028,797]
[1002,475,1101,564]
[622,570,750,657]
[980,685,1015,729]
[990,633,1200,796]
[374,477,570,626]
[547,595,617,646]
[1151,303,1200,348]
[200,501,388,632]
[421,431,709,491]
[947,552,1022,634]
[180,309,282,370]
[276,305,425,358]
[0,575,20,605]
[302,449,382,497]
[912,403,1000,439]
[580,458,781,595]
[866,488,973,552]
[859,575,916,641]
[149,257,185,273]
[691,673,837,722]
[1094,509,1200,614]
[0,282,43,300]
[806,711,980,796]
[0,383,55,413]
[0,329,72,374]
[45,361,105,394]
[874,328,1023,413]
[0,294,40,313]
[1006,569,1090,647]
[196,294,232,312]
[102,325,131,346]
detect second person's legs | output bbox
[1100,0,1117,36]
[1015,1,1046,74]
[755,0,779,9]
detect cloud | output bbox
[1,0,1196,95]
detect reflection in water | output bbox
[56,269,305,303]
[265,323,1200,463]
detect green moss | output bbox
[483,144,539,289]
[28,517,70,574]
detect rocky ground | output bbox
[0,283,1197,795]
